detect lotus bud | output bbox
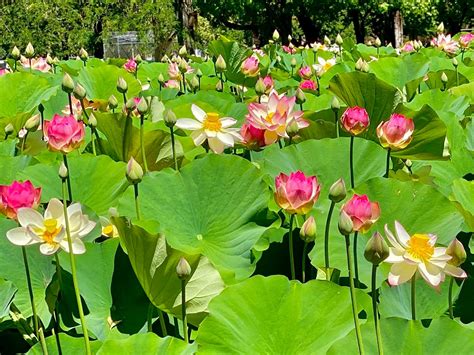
[295,87,306,105]
[300,216,317,243]
[272,29,280,42]
[290,57,297,68]
[196,68,203,78]
[437,22,444,34]
[255,77,266,96]
[117,77,128,93]
[25,42,35,58]
[79,48,88,61]
[375,37,382,48]
[276,55,282,62]
[336,34,343,46]
[268,40,275,45]
[157,73,165,85]
[178,59,188,73]
[176,257,192,280]
[126,157,143,183]
[413,40,421,50]
[46,53,54,65]
[364,232,389,265]
[4,123,14,136]
[11,46,20,60]
[338,210,353,236]
[164,109,177,128]
[216,55,227,73]
[215,80,223,92]
[73,83,86,100]
[446,238,466,266]
[324,36,331,46]
[58,161,68,179]
[53,57,60,65]
[355,58,364,71]
[136,98,148,115]
[108,95,118,109]
[452,57,458,67]
[178,45,187,57]
[134,54,143,64]
[329,178,346,203]
[288,34,292,42]
[331,96,340,111]
[286,120,299,137]
[161,54,169,63]
[88,113,97,128]
[361,61,370,73]
[25,114,40,132]
[61,73,75,94]
[189,75,200,92]
[109,207,119,218]
[441,72,448,83]
[125,98,137,112]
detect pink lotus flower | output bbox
[123,58,137,73]
[299,79,317,91]
[0,68,9,76]
[275,171,321,215]
[168,62,181,80]
[241,56,260,77]
[43,114,85,153]
[262,75,274,93]
[240,123,266,149]
[431,34,458,54]
[376,113,414,150]
[62,96,83,120]
[246,90,308,145]
[21,56,51,72]
[459,33,474,48]
[401,41,415,53]
[298,66,312,79]
[282,45,296,54]
[0,181,41,220]
[341,194,380,233]
[340,106,370,135]
[165,79,180,89]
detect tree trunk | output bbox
[296,11,321,44]
[394,10,403,48]
[350,9,365,43]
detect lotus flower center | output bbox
[40,219,61,245]
[102,225,114,237]
[407,234,434,262]
[265,112,275,123]
[203,112,222,131]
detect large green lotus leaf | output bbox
[97,333,195,355]
[196,275,371,354]
[379,277,461,320]
[27,333,102,354]
[319,62,355,91]
[18,154,128,216]
[0,156,31,184]
[0,218,55,324]
[0,279,17,320]
[137,62,169,82]
[451,179,474,230]
[406,89,470,120]
[328,317,474,354]
[0,72,59,118]
[353,44,396,61]
[58,239,119,340]
[113,218,225,325]
[118,154,271,281]
[450,82,474,104]
[328,71,400,139]
[77,65,142,101]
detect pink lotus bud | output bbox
[241,56,260,77]
[376,113,414,150]
[299,79,317,91]
[298,66,312,80]
[240,123,266,149]
[300,216,317,243]
[341,194,381,233]
[168,62,181,80]
[0,180,41,220]
[165,79,180,89]
[460,33,474,48]
[123,58,137,73]
[275,171,321,215]
[262,75,274,93]
[340,106,370,135]
[43,114,85,153]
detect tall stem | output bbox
[350,136,355,189]
[53,254,63,354]
[122,114,132,161]
[371,265,383,355]
[133,183,141,220]
[21,246,39,340]
[384,148,391,178]
[61,180,91,355]
[147,303,154,332]
[62,155,73,203]
[122,93,127,106]
[324,201,336,279]
[157,309,167,336]
[90,128,97,156]
[334,111,340,138]
[411,275,416,321]
[140,115,148,173]
[67,94,74,116]
[170,126,178,170]
[344,234,365,355]
[20,132,29,154]
[288,214,296,280]
[353,231,360,288]
[448,277,454,319]
[302,243,308,283]
[181,279,188,343]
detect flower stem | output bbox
[52,310,62,355]
[384,148,391,178]
[53,254,63,354]
[133,183,141,220]
[170,126,178,170]
[122,113,132,161]
[61,179,91,355]
[157,309,167,336]
[39,104,45,141]
[181,279,188,343]
[411,275,416,321]
[21,246,40,340]
[288,214,296,280]
[302,242,308,283]
[147,303,154,332]
[139,114,148,173]
[334,111,340,138]
[324,201,336,279]
[371,265,383,355]
[90,128,97,156]
[68,93,74,116]
[20,132,29,154]
[448,277,454,319]
[353,231,360,288]
[62,155,73,203]
[122,93,127,106]
[344,234,365,355]
[350,135,355,189]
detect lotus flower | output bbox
[175,104,242,153]
[431,34,458,54]
[377,113,414,150]
[401,41,415,53]
[298,66,312,79]
[43,114,85,153]
[340,106,370,135]
[282,45,296,54]
[62,96,83,120]
[384,221,467,287]
[299,79,317,91]
[262,75,274,93]
[0,68,9,76]
[341,194,380,233]
[275,171,321,215]
[0,181,41,220]
[168,62,181,80]
[123,58,137,73]
[100,216,119,238]
[20,56,51,72]
[165,79,180,89]
[241,56,260,77]
[459,33,474,48]
[312,57,336,76]
[240,123,266,149]
[246,90,308,145]
[6,198,95,255]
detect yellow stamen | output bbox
[102,225,115,238]
[203,112,222,131]
[265,112,275,123]
[40,219,61,245]
[407,234,434,262]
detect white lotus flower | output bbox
[175,104,242,153]
[100,216,119,238]
[312,57,336,77]
[384,221,466,288]
[6,198,96,255]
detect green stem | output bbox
[344,234,365,355]
[181,279,188,343]
[334,110,340,138]
[302,243,308,283]
[133,183,141,220]
[455,67,459,87]
[20,132,29,154]
[157,309,167,337]
[21,246,39,340]
[38,328,49,355]
[62,155,73,203]
[52,310,62,355]
[350,135,355,189]
[288,214,296,280]
[147,303,154,332]
[90,128,97,156]
[448,277,454,319]
[372,265,383,355]
[170,126,178,170]
[411,275,416,321]
[353,231,360,288]
[122,114,132,161]
[61,179,91,355]
[182,74,187,93]
[384,148,391,178]
[324,201,336,278]
[53,254,63,355]
[140,115,148,173]
[122,93,127,106]
[278,140,283,149]
[67,93,74,116]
